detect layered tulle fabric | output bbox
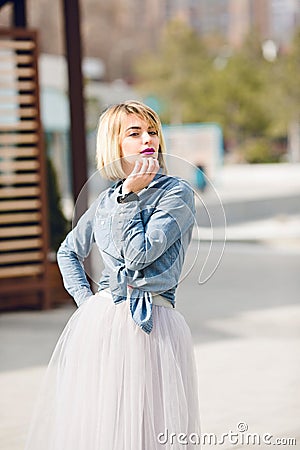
[24,290,201,450]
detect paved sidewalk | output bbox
[194,214,300,248]
[193,163,300,248]
[210,163,300,202]
[0,305,75,450]
[194,305,300,448]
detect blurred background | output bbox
[0,0,300,449]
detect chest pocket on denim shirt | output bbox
[95,215,111,251]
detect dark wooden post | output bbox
[61,0,88,217]
[12,0,27,27]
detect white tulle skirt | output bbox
[24,290,201,450]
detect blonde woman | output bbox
[24,101,201,449]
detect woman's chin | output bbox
[141,154,158,159]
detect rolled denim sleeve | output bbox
[119,180,195,271]
[57,198,99,307]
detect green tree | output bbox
[135,19,212,123]
[283,29,300,123]
[135,23,299,161]
[135,24,272,148]
[254,29,300,161]
[209,33,272,148]
[260,29,300,141]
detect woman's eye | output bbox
[128,131,157,137]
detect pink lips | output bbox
[141,148,155,155]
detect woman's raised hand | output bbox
[122,157,160,194]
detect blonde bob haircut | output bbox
[96,100,168,181]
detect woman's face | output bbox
[119,114,160,175]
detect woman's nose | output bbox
[142,132,151,144]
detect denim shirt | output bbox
[57,168,196,334]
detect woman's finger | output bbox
[146,157,156,176]
[129,159,143,176]
[139,156,149,175]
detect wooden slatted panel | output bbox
[0,265,43,278]
[1,251,43,264]
[0,134,38,144]
[0,187,40,198]
[0,68,36,77]
[0,121,38,131]
[0,160,39,170]
[0,81,36,90]
[0,225,42,237]
[0,238,43,251]
[0,40,35,50]
[0,212,41,224]
[0,54,33,64]
[0,173,40,184]
[0,29,50,309]
[0,146,38,157]
[0,108,38,118]
[0,94,35,103]
[0,199,42,212]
